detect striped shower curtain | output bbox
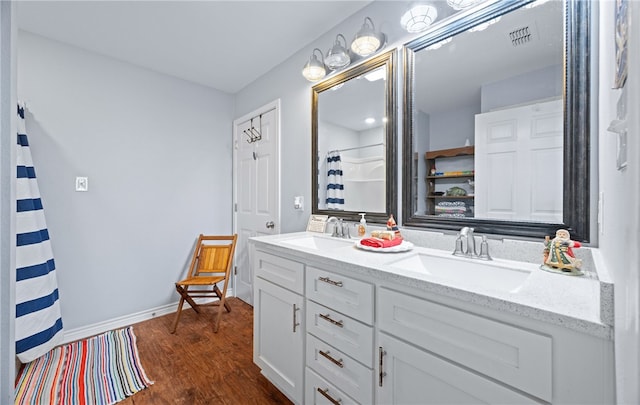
[326,151,344,210]
[15,103,64,363]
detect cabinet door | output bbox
[376,333,540,404]
[254,277,304,404]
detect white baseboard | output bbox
[62,289,233,344]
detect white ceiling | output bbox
[16,0,371,94]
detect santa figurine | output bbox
[543,229,582,271]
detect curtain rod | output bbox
[331,142,384,154]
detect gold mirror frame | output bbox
[312,49,397,224]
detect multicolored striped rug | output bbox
[15,326,153,404]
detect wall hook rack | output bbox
[244,115,263,144]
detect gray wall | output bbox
[597,2,640,403]
[17,31,234,329]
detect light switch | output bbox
[75,177,88,192]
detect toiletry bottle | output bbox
[358,213,367,237]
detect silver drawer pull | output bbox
[379,346,387,387]
[317,388,341,405]
[318,276,343,287]
[319,349,344,368]
[292,304,300,333]
[319,313,344,328]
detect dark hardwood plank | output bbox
[121,298,293,405]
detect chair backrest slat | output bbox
[196,245,231,274]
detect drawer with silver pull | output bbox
[306,266,373,324]
[306,300,373,366]
[306,334,373,405]
[305,367,360,405]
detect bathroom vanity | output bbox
[250,232,614,405]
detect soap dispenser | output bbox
[358,213,367,237]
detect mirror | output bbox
[312,50,397,224]
[403,0,591,241]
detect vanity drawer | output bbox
[306,267,374,325]
[306,300,373,367]
[305,367,359,405]
[306,334,373,405]
[255,250,304,294]
[378,287,552,402]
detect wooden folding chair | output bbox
[171,234,238,334]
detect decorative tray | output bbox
[355,240,414,253]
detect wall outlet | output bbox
[75,177,88,192]
[294,196,304,210]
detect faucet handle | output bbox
[452,233,465,256]
[478,235,492,260]
[342,222,351,239]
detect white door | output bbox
[233,101,280,305]
[474,99,563,222]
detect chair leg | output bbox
[212,284,230,333]
[171,296,185,334]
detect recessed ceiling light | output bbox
[426,37,452,51]
[365,118,376,124]
[364,68,386,82]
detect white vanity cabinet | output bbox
[305,267,374,405]
[253,251,305,404]
[251,235,614,405]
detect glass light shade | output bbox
[401,5,438,33]
[302,48,326,82]
[446,0,483,10]
[325,34,351,70]
[351,17,384,57]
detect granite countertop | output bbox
[250,231,613,340]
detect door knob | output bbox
[266,221,275,229]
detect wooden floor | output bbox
[120,298,292,405]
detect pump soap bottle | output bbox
[358,213,367,237]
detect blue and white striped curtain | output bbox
[15,103,64,363]
[326,151,344,210]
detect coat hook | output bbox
[253,151,257,160]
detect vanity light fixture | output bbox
[302,48,327,82]
[351,17,386,57]
[325,34,351,70]
[446,0,484,10]
[401,4,438,33]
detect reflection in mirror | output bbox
[313,50,396,224]
[403,0,591,241]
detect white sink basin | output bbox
[387,252,533,293]
[281,235,354,250]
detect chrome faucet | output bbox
[461,227,477,257]
[327,217,341,237]
[453,227,491,260]
[326,217,350,239]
